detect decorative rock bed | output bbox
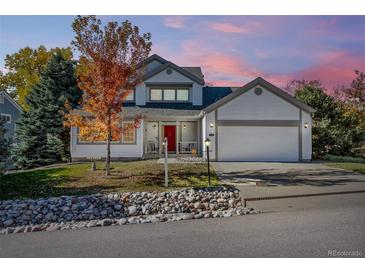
[0,186,259,235]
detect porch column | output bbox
[143,120,147,156]
[176,121,179,155]
[158,121,162,155]
[197,119,201,155]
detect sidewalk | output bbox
[238,182,365,199]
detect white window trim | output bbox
[150,88,163,101]
[176,89,190,101]
[124,89,135,102]
[76,123,136,144]
[1,113,11,124]
[149,87,190,102]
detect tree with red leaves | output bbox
[65,16,152,175]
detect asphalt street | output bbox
[1,193,365,257]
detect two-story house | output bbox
[0,91,23,142]
[70,54,314,162]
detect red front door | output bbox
[164,125,176,152]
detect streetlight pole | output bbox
[205,138,211,187]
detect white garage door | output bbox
[217,126,299,162]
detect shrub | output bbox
[323,154,365,163]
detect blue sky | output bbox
[1,15,365,89]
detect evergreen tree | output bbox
[294,81,363,158]
[13,53,82,168]
[0,118,11,174]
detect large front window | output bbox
[149,88,189,102]
[124,90,135,101]
[77,121,136,144]
[121,122,136,143]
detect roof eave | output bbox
[143,62,205,85]
[0,91,23,112]
[203,77,315,114]
[137,54,168,69]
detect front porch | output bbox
[144,120,201,157]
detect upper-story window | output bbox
[1,113,11,124]
[0,94,4,104]
[150,88,189,102]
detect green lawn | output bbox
[0,160,219,200]
[325,162,365,174]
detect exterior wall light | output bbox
[210,123,214,129]
[304,122,308,128]
[204,138,211,186]
[153,124,157,128]
[183,124,186,129]
[205,138,211,147]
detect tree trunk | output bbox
[105,133,111,175]
[105,117,111,176]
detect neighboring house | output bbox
[70,54,314,162]
[0,90,23,141]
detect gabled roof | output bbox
[0,90,23,112]
[143,61,205,85]
[138,54,205,85]
[137,54,169,68]
[203,77,315,113]
[181,67,204,82]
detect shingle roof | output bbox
[144,62,205,85]
[181,67,204,83]
[203,77,315,113]
[139,54,205,85]
[121,87,233,111]
[122,105,202,117]
[202,87,233,108]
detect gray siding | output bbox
[145,59,164,74]
[136,67,203,106]
[0,92,22,141]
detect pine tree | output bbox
[0,118,11,173]
[13,53,82,168]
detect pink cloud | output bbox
[156,39,295,88]
[209,21,263,35]
[163,16,186,29]
[209,22,249,34]
[255,50,270,59]
[318,17,337,28]
[154,39,365,92]
[293,50,365,90]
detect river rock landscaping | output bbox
[0,186,259,235]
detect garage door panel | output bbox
[218,126,299,162]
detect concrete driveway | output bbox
[212,162,365,201]
[213,162,365,207]
[213,162,365,186]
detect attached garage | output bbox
[202,77,315,162]
[217,125,299,162]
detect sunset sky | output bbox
[1,15,364,90]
